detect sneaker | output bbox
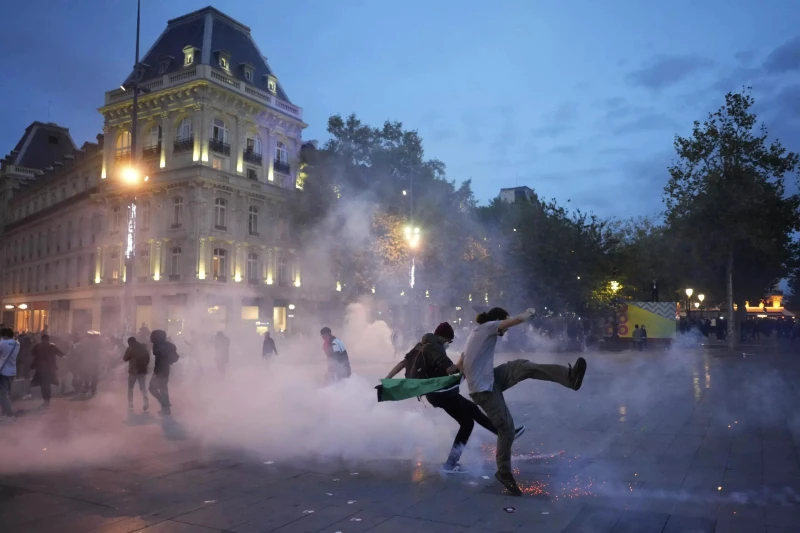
[568,357,587,391]
[495,471,522,496]
[514,426,526,440]
[441,462,469,474]
[22,394,32,400]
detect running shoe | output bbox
[568,357,587,391]
[441,463,469,474]
[495,471,522,496]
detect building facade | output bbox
[499,186,535,204]
[0,7,328,337]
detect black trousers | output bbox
[148,374,171,412]
[426,391,498,451]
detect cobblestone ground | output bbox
[2,347,800,532]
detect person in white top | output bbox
[320,327,351,383]
[0,327,21,423]
[459,307,587,496]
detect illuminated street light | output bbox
[685,288,693,299]
[121,166,140,184]
[610,280,621,294]
[694,302,700,309]
[698,294,705,303]
[402,190,407,196]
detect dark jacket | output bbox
[214,334,230,361]
[150,330,178,376]
[404,333,454,380]
[123,341,150,375]
[31,341,64,375]
[262,335,277,356]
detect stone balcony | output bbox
[104,65,304,122]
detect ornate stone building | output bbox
[0,7,325,337]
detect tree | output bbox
[663,88,800,348]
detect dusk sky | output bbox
[2,0,799,217]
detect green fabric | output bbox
[376,374,461,402]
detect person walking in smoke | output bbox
[460,307,587,496]
[214,331,230,375]
[262,331,278,358]
[320,327,351,383]
[30,334,64,409]
[0,328,20,423]
[75,331,102,397]
[123,337,150,412]
[385,322,526,473]
[149,330,179,416]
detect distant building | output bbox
[0,7,329,336]
[499,186,535,204]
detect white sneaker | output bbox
[441,463,469,474]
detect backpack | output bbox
[404,343,432,379]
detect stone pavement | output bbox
[2,348,800,532]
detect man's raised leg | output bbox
[493,357,586,392]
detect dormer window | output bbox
[182,46,197,66]
[240,63,255,83]
[266,74,278,94]
[159,62,167,74]
[215,50,232,71]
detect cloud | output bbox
[611,112,680,135]
[531,102,579,137]
[763,35,800,74]
[625,54,714,91]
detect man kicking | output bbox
[385,322,525,473]
[460,307,587,496]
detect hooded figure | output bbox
[148,330,178,416]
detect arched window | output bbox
[172,196,183,226]
[211,118,228,143]
[112,206,121,230]
[176,117,193,141]
[276,141,288,164]
[116,131,131,158]
[212,248,227,280]
[247,252,258,281]
[277,254,288,286]
[214,198,227,228]
[170,247,181,277]
[248,206,258,235]
[246,134,262,155]
[146,124,162,148]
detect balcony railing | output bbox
[104,65,304,121]
[142,144,161,159]
[115,150,131,163]
[173,137,193,154]
[209,138,230,156]
[274,159,290,175]
[243,150,262,165]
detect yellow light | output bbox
[610,281,621,293]
[121,167,140,184]
[144,176,149,182]
[4,305,14,310]
[414,227,420,235]
[294,280,301,287]
[234,274,242,283]
[685,288,693,298]
[289,304,296,310]
[402,190,407,196]
[336,281,342,292]
[266,277,273,285]
[694,302,700,309]
[153,272,160,281]
[371,286,376,294]
[404,226,411,238]
[698,294,705,302]
[18,303,28,310]
[400,290,405,296]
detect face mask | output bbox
[444,341,452,348]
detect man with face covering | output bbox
[461,307,587,495]
[148,330,179,416]
[386,322,525,473]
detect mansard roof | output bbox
[3,122,77,170]
[125,6,291,102]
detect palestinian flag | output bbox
[376,374,462,402]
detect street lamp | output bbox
[685,288,693,319]
[694,302,700,309]
[685,288,693,299]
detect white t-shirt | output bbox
[462,321,501,394]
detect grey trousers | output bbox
[127,374,149,408]
[470,359,571,475]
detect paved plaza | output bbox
[2,347,800,532]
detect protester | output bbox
[641,324,648,349]
[262,331,278,358]
[632,324,643,351]
[123,337,150,412]
[385,322,525,473]
[30,334,64,409]
[0,327,20,423]
[460,307,587,496]
[214,331,230,375]
[149,330,179,416]
[74,331,103,397]
[320,327,351,383]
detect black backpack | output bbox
[404,343,432,379]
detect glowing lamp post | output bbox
[685,288,693,318]
[698,293,705,318]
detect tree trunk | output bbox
[726,250,736,351]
